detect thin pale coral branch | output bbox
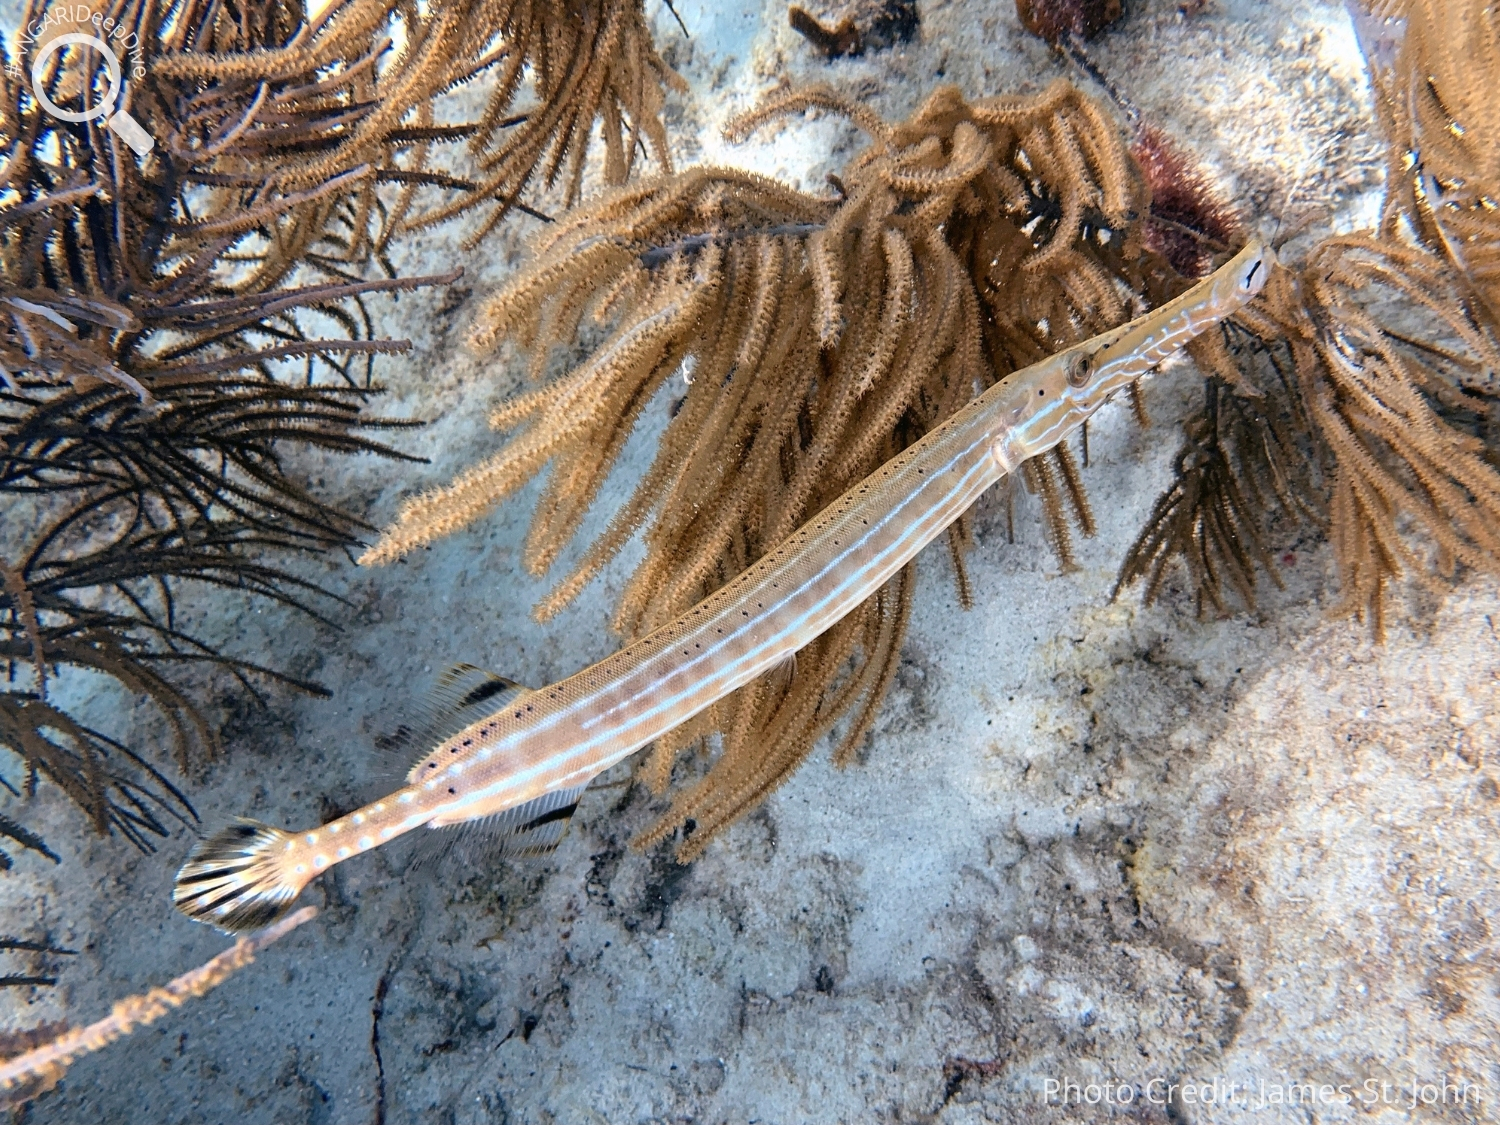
[0,907,316,1110]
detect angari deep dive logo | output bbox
[11,7,153,155]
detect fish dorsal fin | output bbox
[425,663,529,733]
[401,664,531,782]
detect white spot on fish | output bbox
[353,813,366,825]
[380,827,394,838]
[305,833,317,845]
[359,836,373,849]
[398,792,415,803]
[294,864,307,875]
[337,847,351,859]
[313,855,328,869]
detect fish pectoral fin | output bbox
[402,663,532,781]
[767,650,797,688]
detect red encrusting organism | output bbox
[1131,124,1245,278]
[1015,0,1124,43]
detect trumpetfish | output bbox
[174,238,1272,933]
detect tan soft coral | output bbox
[1121,0,1500,635]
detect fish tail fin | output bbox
[173,819,309,933]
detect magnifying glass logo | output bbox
[30,32,154,155]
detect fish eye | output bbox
[1066,351,1093,388]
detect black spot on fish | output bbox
[459,679,514,707]
[522,803,578,832]
[176,863,253,885]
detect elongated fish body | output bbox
[175,239,1272,932]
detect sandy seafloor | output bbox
[5,0,1500,1122]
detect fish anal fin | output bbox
[427,784,588,862]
